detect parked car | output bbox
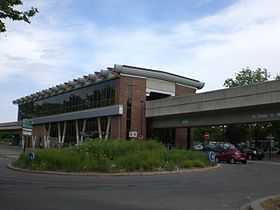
[236,145,264,160]
[202,144,223,153]
[215,148,248,164]
[192,143,204,151]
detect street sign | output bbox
[23,119,32,130]
[28,152,36,161]
[22,119,32,136]
[208,151,216,164]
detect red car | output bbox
[215,148,248,164]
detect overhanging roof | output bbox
[114,65,205,89]
[13,64,204,105]
[32,105,123,125]
[13,70,119,105]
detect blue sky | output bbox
[67,0,234,25]
[0,0,280,122]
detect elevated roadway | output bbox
[146,80,280,128]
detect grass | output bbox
[14,139,210,173]
[261,197,280,210]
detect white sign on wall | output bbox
[129,131,138,138]
[22,129,32,136]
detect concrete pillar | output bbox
[47,123,51,148]
[32,136,36,149]
[61,121,67,145]
[105,117,111,140]
[21,135,25,150]
[58,122,61,146]
[43,136,47,148]
[43,124,47,148]
[97,118,102,139]
[80,119,87,143]
[75,120,80,145]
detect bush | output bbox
[14,139,210,172]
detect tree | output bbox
[224,67,280,145]
[0,0,38,32]
[224,67,268,88]
[225,124,250,143]
[193,126,225,143]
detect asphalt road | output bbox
[0,144,280,210]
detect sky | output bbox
[0,0,280,122]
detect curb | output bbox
[240,194,280,210]
[7,163,220,176]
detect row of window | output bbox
[19,80,117,119]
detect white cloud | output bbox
[71,0,280,92]
[1,0,280,121]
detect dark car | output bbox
[215,148,248,164]
[241,147,264,160]
[236,144,264,160]
[202,144,224,153]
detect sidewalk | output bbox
[263,154,280,162]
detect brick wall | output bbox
[111,77,128,139]
[130,77,146,139]
[32,124,47,147]
[175,84,196,96]
[175,84,196,149]
[111,76,146,139]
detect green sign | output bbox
[22,119,32,130]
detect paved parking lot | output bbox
[0,144,280,210]
[0,143,21,159]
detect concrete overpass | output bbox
[146,80,280,128]
[0,122,22,134]
[0,122,22,145]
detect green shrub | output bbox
[192,160,207,168]
[182,160,194,168]
[15,153,29,169]
[15,139,210,172]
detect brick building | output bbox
[13,65,204,149]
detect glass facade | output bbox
[18,80,117,120]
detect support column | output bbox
[58,122,61,148]
[175,128,189,149]
[110,117,122,139]
[32,136,36,150]
[43,136,46,148]
[21,135,25,150]
[47,122,51,148]
[61,121,67,145]
[187,128,192,150]
[43,124,47,148]
[75,120,80,145]
[80,119,87,143]
[105,117,111,140]
[97,118,102,139]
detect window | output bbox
[18,80,117,119]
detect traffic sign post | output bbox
[22,119,33,152]
[22,119,32,136]
[208,151,216,166]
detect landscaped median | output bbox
[13,139,213,174]
[240,194,280,210]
